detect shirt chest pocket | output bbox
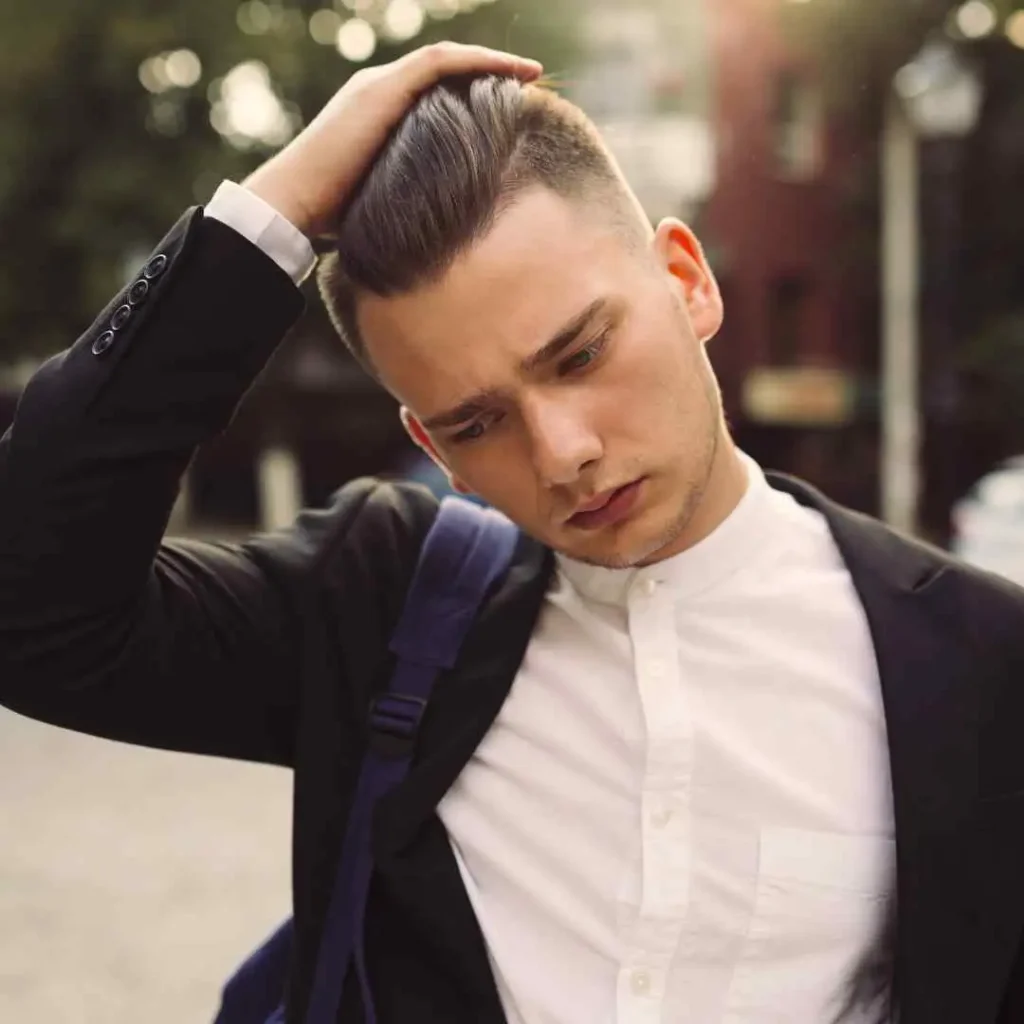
[725,827,897,1024]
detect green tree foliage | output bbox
[0,0,580,360]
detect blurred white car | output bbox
[951,456,1024,588]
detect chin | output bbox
[567,546,639,571]
[545,474,704,569]
[611,492,700,569]
[564,512,677,570]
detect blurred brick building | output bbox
[700,0,881,515]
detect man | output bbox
[0,41,1022,1024]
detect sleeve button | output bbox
[110,304,133,330]
[143,253,168,279]
[92,330,115,356]
[128,278,150,305]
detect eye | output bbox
[452,422,487,444]
[559,328,611,375]
[450,412,505,445]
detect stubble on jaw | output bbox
[574,410,721,571]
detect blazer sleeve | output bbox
[0,207,339,766]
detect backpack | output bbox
[213,497,520,1024]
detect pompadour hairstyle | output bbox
[316,75,635,369]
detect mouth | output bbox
[567,478,646,531]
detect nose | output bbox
[523,395,602,488]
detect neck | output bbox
[639,429,749,566]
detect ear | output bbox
[399,407,474,496]
[652,219,724,344]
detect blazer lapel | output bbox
[767,474,1002,1023]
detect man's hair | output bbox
[316,75,639,370]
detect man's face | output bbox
[360,187,727,568]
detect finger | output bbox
[476,47,544,80]
[407,42,543,90]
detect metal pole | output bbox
[880,92,921,535]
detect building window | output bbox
[769,276,812,365]
[773,70,823,180]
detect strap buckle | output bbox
[368,692,428,758]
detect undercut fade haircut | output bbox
[316,75,641,371]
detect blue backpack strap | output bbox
[303,497,519,1024]
[213,919,293,1024]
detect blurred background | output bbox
[2,0,1024,1020]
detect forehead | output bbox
[359,188,641,405]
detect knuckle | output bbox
[349,65,380,92]
[426,41,457,63]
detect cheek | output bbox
[446,434,556,524]
[611,338,712,453]
[617,317,698,406]
[445,437,531,496]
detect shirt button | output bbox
[650,808,673,828]
[630,969,651,995]
[642,579,658,597]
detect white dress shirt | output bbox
[204,183,897,1023]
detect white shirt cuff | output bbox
[204,180,317,286]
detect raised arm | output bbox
[0,43,542,766]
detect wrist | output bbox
[242,161,317,239]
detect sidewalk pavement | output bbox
[0,709,292,1024]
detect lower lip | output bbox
[569,479,645,531]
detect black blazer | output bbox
[2,208,1024,1024]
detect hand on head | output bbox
[244,43,543,238]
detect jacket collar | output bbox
[765,471,947,593]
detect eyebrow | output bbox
[420,298,609,432]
